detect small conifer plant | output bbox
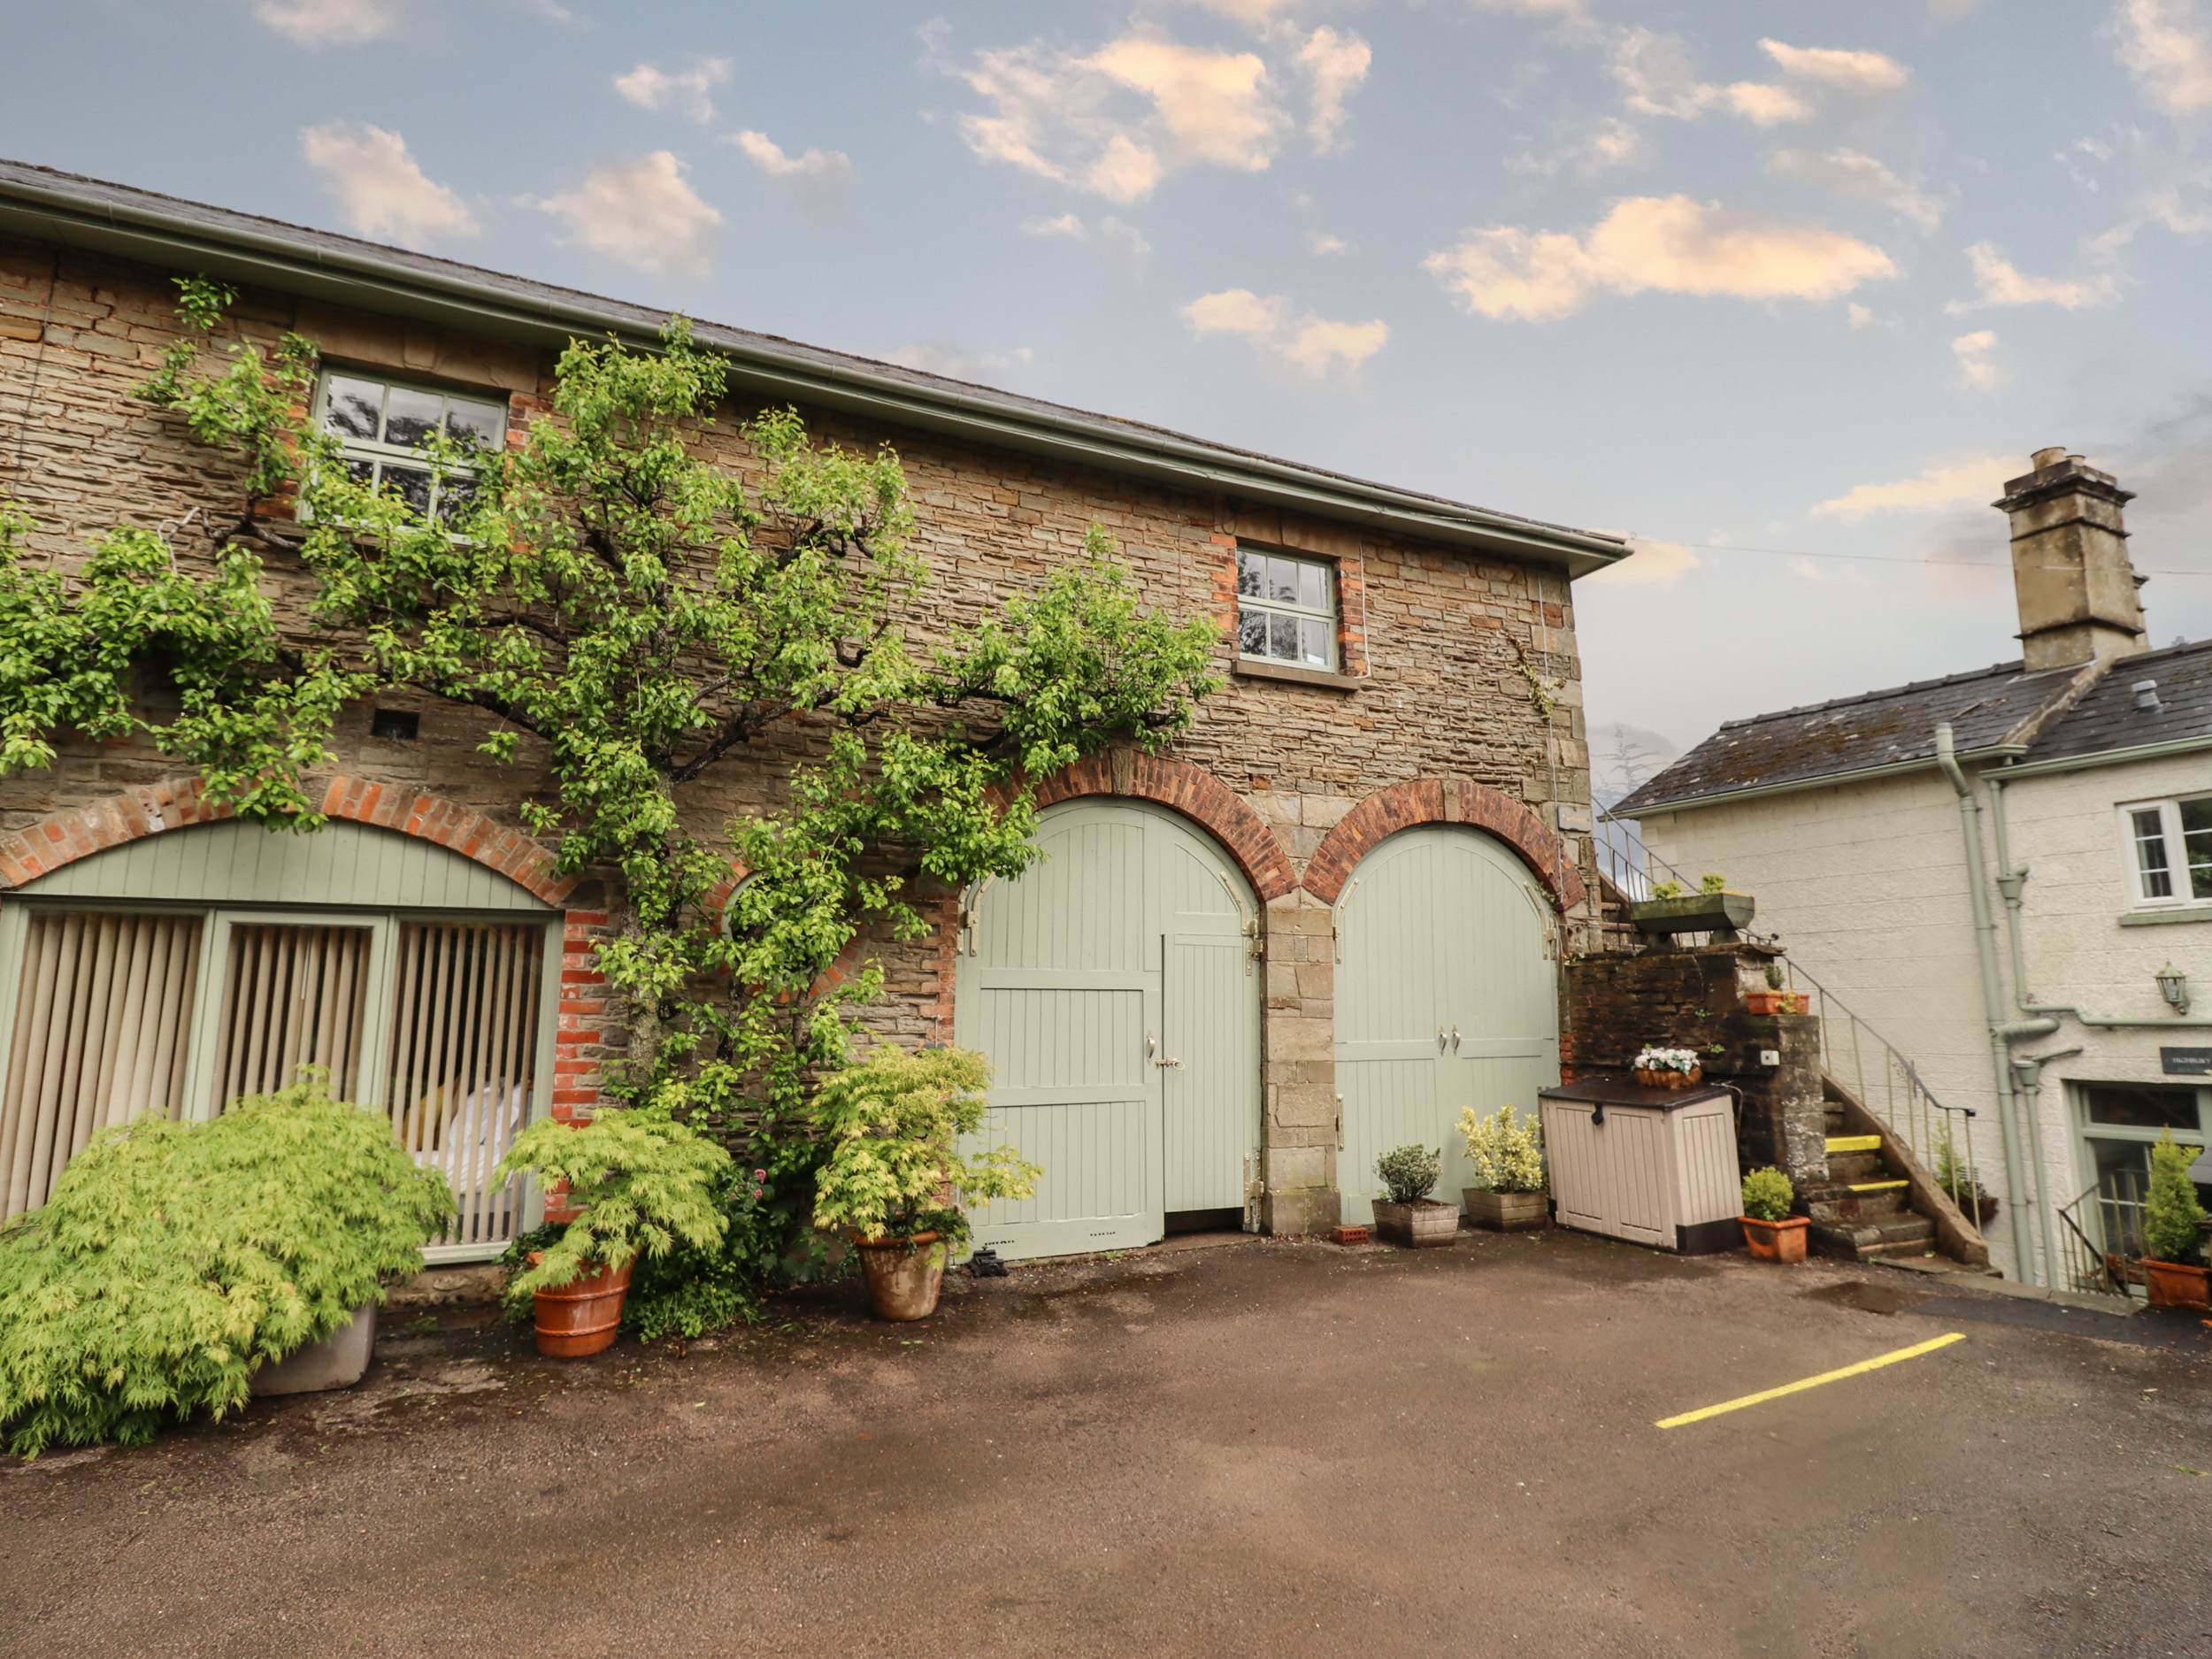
[1376,1143,1443,1205]
[2142,1131,2208,1266]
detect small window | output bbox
[1236,547,1337,671]
[315,370,506,520]
[2081,1083,2201,1131]
[2124,795,2212,907]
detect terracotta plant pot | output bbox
[530,1256,632,1357]
[2139,1257,2212,1313]
[1632,1065,1702,1090]
[250,1302,378,1395]
[1372,1200,1461,1248]
[1463,1188,1548,1232]
[856,1232,946,1321]
[1740,1215,1809,1263]
[1744,991,1809,1017]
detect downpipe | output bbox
[1935,725,2055,1284]
[2009,1045,2080,1291]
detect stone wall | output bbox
[0,232,1603,1233]
[1562,941,1828,1190]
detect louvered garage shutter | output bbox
[211,923,374,1107]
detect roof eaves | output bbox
[1996,729,2212,780]
[0,160,1629,578]
[1609,743,2028,818]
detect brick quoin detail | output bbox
[1302,778,1587,911]
[0,775,615,1130]
[1031,750,1298,902]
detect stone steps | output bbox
[1807,1132,1939,1263]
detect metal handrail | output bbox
[2055,1182,2134,1299]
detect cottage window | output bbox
[315,370,506,519]
[2124,795,2212,907]
[1237,547,1337,671]
[2072,1082,2211,1261]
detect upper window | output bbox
[315,370,506,520]
[2124,795,2212,906]
[1236,547,1337,671]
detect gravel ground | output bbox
[3,1226,2208,1659]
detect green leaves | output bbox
[2144,1130,2209,1265]
[0,1080,450,1456]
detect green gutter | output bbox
[0,167,1627,579]
[1610,745,2027,820]
[1985,730,2212,780]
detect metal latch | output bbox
[1147,1031,1182,1069]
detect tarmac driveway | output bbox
[3,1227,2208,1658]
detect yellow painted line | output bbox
[1849,1179,1909,1192]
[1825,1135,1882,1152]
[1655,1333,1967,1429]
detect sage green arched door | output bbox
[1334,825,1558,1225]
[954,800,1261,1260]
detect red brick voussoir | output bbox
[1302,778,1586,912]
[1027,750,1297,903]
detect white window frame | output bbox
[2117,793,2212,911]
[1236,545,1340,672]
[311,367,508,521]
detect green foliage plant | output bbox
[1456,1105,1546,1194]
[1740,1166,1795,1223]
[1699,873,1728,895]
[1932,1125,1986,1206]
[495,1110,731,1306]
[0,1079,450,1456]
[1650,879,1683,899]
[806,1046,1040,1250]
[0,280,1224,1333]
[2142,1130,2209,1265]
[1375,1143,1442,1206]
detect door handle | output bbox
[1147,1031,1182,1069]
[1451,1026,1461,1052]
[1438,1027,1448,1051]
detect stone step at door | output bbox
[1807,1132,1940,1263]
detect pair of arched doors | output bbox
[954,798,1558,1258]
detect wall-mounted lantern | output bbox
[2154,961,2190,1016]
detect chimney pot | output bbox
[2032,446,2068,469]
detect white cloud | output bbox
[885,341,1035,384]
[1770,148,1943,231]
[1586,538,1700,585]
[1758,40,1912,95]
[1425,196,1896,323]
[614,59,731,124]
[1951,330,2004,389]
[1509,117,1652,181]
[1180,288,1388,375]
[947,29,1292,203]
[534,152,720,279]
[1609,29,1809,126]
[1812,452,2021,519]
[1724,82,1814,126]
[301,123,477,247]
[1021,212,1153,274]
[727,130,856,204]
[253,0,404,46]
[1297,27,1371,152]
[1847,302,1898,331]
[2111,0,2212,115]
[1306,229,1353,256]
[1948,242,2121,311]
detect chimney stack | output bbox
[1995,448,2147,672]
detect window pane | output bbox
[1239,608,1268,656]
[382,388,442,449]
[2133,808,2173,899]
[384,465,434,517]
[2182,797,2212,900]
[344,457,376,488]
[1268,557,1299,604]
[434,473,480,523]
[445,398,503,453]
[2082,1084,2201,1130]
[212,924,372,1109]
[1237,550,1263,598]
[323,375,383,440]
[1301,617,1332,667]
[1299,561,1328,611]
[1269,611,1299,660]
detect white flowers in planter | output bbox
[1456,1103,1546,1194]
[1632,1045,1700,1074]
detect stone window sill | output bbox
[2118,907,2212,926]
[1233,657,1365,692]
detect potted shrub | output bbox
[496,1110,731,1356]
[1740,1167,1808,1263]
[1631,873,1755,939]
[0,1079,452,1455]
[808,1046,1042,1321]
[2138,1131,2211,1313]
[1933,1126,2001,1226]
[1456,1103,1548,1231]
[1632,1045,1703,1090]
[1745,966,1809,1018]
[1371,1144,1459,1247]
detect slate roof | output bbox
[1613,659,2084,815]
[2021,637,2212,764]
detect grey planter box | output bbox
[250,1302,378,1396]
[1631,892,1755,936]
[1463,1188,1549,1231]
[1371,1200,1460,1248]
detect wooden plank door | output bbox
[1163,932,1257,1213]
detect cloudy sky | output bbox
[5,0,2212,758]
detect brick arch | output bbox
[1302,779,1586,912]
[0,773,575,905]
[1029,750,1297,903]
